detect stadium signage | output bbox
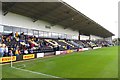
[56,51,61,55]
[60,51,67,54]
[37,53,44,58]
[44,52,55,56]
[73,49,78,52]
[23,54,35,60]
[78,49,83,52]
[0,56,16,63]
[83,48,89,51]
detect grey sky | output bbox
[63,0,118,38]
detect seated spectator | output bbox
[15,46,21,56]
[15,32,19,37]
[67,45,70,50]
[29,48,33,53]
[15,37,19,42]
[8,49,13,56]
[2,36,5,44]
[20,32,25,42]
[28,38,38,49]
[20,41,26,46]
[24,48,28,54]
[9,32,14,40]
[25,42,30,48]
[6,36,11,42]
[14,32,20,42]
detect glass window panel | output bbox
[48,32,51,38]
[20,28,28,35]
[64,34,67,38]
[67,34,72,39]
[44,31,48,37]
[72,35,74,39]
[39,31,44,37]
[61,34,64,39]
[33,30,39,37]
[4,26,12,33]
[61,34,67,39]
[0,25,3,32]
[12,27,20,34]
[58,33,62,38]
[72,35,78,40]
[28,29,33,36]
[52,32,58,38]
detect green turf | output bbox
[2,46,118,79]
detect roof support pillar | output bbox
[3,2,16,16]
[3,11,8,16]
[32,18,38,23]
[78,30,81,40]
[89,35,91,40]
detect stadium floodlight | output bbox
[72,18,74,20]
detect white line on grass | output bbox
[12,66,69,80]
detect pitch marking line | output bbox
[12,66,69,80]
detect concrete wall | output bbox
[1,12,78,39]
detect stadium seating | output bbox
[0,32,112,57]
[54,39,78,50]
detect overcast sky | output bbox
[63,0,118,38]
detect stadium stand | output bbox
[0,2,114,63]
[0,32,113,58]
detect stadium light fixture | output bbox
[72,18,74,20]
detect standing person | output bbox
[24,47,28,54]
[0,44,3,57]
[15,46,21,56]
[1,36,5,44]
[20,32,25,42]
[4,45,8,56]
[0,44,5,57]
[67,45,70,50]
[9,32,14,41]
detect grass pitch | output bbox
[2,46,118,79]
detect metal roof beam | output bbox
[75,22,93,30]
[38,4,64,19]
[69,19,89,28]
[2,2,16,16]
[52,14,78,26]
[61,17,83,29]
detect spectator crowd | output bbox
[0,32,113,57]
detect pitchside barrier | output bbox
[93,47,102,49]
[0,48,86,63]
